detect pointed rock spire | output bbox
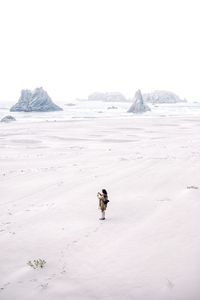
[128,89,151,113]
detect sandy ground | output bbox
[0,117,200,300]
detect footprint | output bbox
[30,278,37,282]
[3,282,10,289]
[157,198,171,202]
[40,283,48,289]
[166,279,174,289]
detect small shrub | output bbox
[27,259,46,269]
[187,185,198,189]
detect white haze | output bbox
[0,0,200,103]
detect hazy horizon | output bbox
[0,0,200,103]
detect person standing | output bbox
[97,189,109,220]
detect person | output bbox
[97,189,109,220]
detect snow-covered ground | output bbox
[0,116,200,300]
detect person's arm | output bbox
[97,192,103,209]
[97,192,103,200]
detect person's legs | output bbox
[99,210,105,220]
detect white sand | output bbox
[0,117,200,300]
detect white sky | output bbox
[0,0,200,102]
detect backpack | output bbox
[103,199,109,204]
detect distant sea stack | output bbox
[143,90,186,103]
[88,92,128,102]
[10,87,63,112]
[1,115,16,122]
[128,90,151,113]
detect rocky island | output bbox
[10,87,63,112]
[88,92,128,102]
[143,90,186,103]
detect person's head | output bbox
[102,189,107,195]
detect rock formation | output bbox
[143,90,186,103]
[128,90,151,113]
[88,92,127,102]
[1,115,16,122]
[10,87,62,112]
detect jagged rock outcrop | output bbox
[1,115,16,122]
[88,92,127,102]
[143,90,186,103]
[128,90,151,113]
[10,87,62,112]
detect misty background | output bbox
[0,0,200,103]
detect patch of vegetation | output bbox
[187,186,198,189]
[27,259,46,269]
